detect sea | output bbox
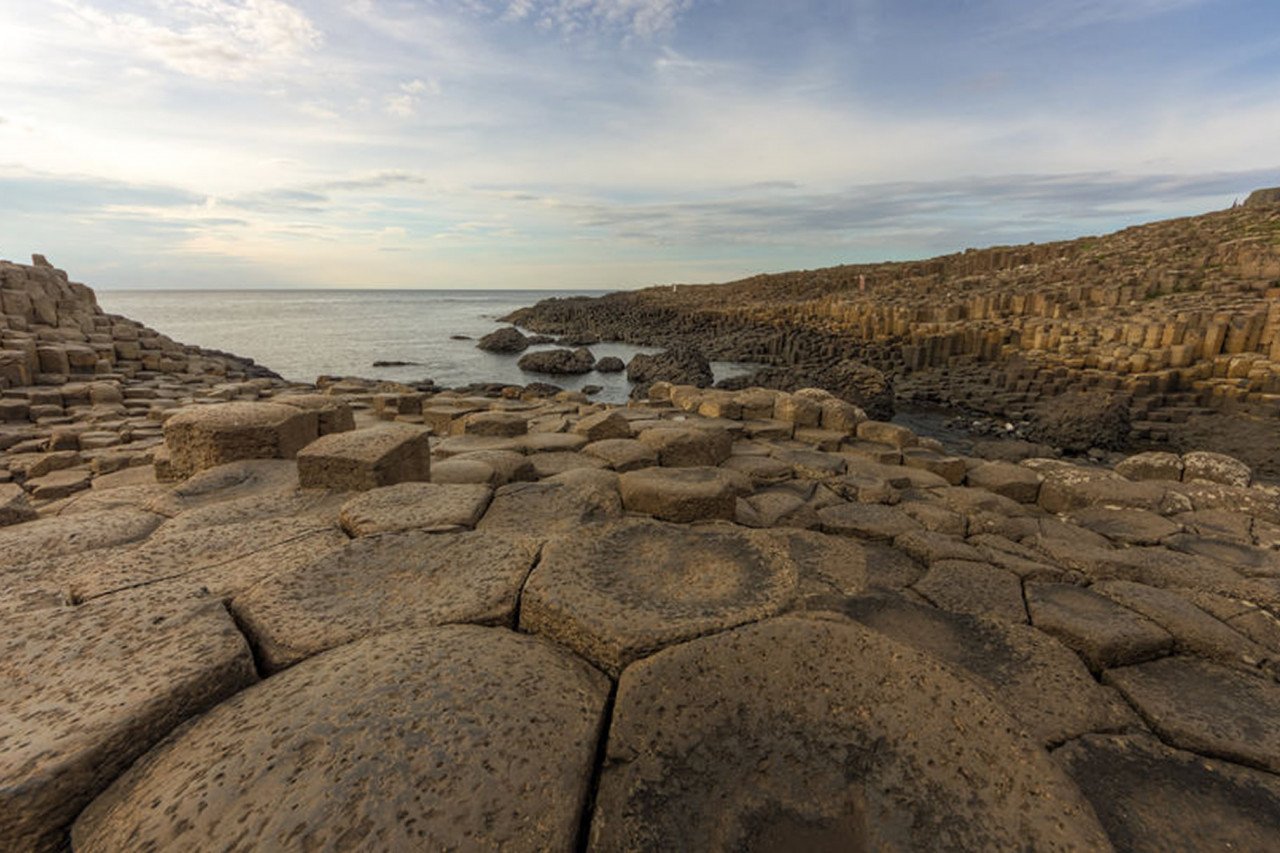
[96,289,756,404]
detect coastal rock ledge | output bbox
[3,255,1280,852]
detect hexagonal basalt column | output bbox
[519,519,798,675]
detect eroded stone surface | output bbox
[520,519,797,675]
[232,530,539,671]
[73,626,610,853]
[295,423,431,490]
[163,402,318,477]
[338,481,493,536]
[590,615,1113,851]
[1,596,257,852]
[618,466,740,523]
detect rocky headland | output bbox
[505,192,1280,478]
[2,252,1280,851]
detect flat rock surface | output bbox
[828,592,1141,745]
[915,560,1028,623]
[590,615,1113,851]
[232,530,540,671]
[618,466,739,523]
[1027,582,1174,671]
[1,596,257,852]
[1056,733,1280,853]
[476,470,622,535]
[338,481,493,535]
[520,519,797,675]
[1104,655,1280,773]
[0,508,162,569]
[72,626,610,853]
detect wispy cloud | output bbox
[54,0,321,81]
[489,0,693,38]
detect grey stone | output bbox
[590,616,1112,851]
[965,460,1044,503]
[519,519,797,675]
[1026,582,1174,672]
[1069,506,1181,546]
[915,560,1028,623]
[818,501,922,540]
[1182,450,1251,488]
[73,626,609,853]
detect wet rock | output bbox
[594,355,625,372]
[590,616,1112,851]
[296,423,431,490]
[73,626,609,852]
[517,347,595,375]
[476,326,530,353]
[231,532,539,671]
[520,519,797,675]
[625,346,712,395]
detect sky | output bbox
[1,0,1279,290]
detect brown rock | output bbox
[163,402,319,477]
[337,482,493,536]
[296,423,431,490]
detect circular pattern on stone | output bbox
[589,615,1112,851]
[72,625,610,852]
[519,519,797,675]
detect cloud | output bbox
[384,78,440,118]
[55,0,321,81]
[990,0,1211,33]
[483,0,693,39]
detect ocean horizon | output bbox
[96,289,751,403]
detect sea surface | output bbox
[97,289,754,404]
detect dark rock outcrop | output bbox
[476,327,529,354]
[517,347,595,375]
[625,347,712,396]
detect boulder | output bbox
[476,326,529,353]
[162,402,319,478]
[296,424,431,491]
[1116,451,1184,482]
[625,346,712,395]
[1181,450,1251,488]
[593,355,625,372]
[517,347,595,375]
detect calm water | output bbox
[97,289,752,404]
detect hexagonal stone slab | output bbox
[589,616,1112,850]
[163,401,319,477]
[1027,582,1174,672]
[618,466,740,523]
[830,592,1140,745]
[338,482,493,536]
[914,560,1028,623]
[296,423,431,490]
[1104,655,1280,773]
[1055,733,1280,853]
[231,531,540,671]
[476,469,622,536]
[965,460,1044,503]
[519,519,797,675]
[1,596,257,852]
[636,426,731,467]
[0,508,162,570]
[1069,506,1181,546]
[817,502,922,541]
[582,438,658,472]
[72,626,610,852]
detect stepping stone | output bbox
[1069,506,1181,546]
[72,626,609,852]
[618,466,740,523]
[338,482,493,536]
[721,453,792,485]
[518,432,589,453]
[818,502,922,540]
[527,450,608,479]
[163,401,319,477]
[1165,533,1280,577]
[771,447,846,479]
[1026,582,1174,671]
[1055,733,1280,853]
[893,529,982,564]
[1092,580,1272,672]
[1104,656,1280,773]
[461,410,527,437]
[271,393,356,435]
[915,560,1028,623]
[830,592,1140,745]
[25,467,92,500]
[571,409,631,441]
[590,616,1111,851]
[296,423,431,490]
[897,499,968,535]
[476,469,621,536]
[636,426,732,467]
[1,596,257,852]
[432,434,525,457]
[420,457,495,485]
[0,508,162,570]
[582,438,657,472]
[231,531,539,671]
[448,449,536,485]
[965,460,1043,503]
[902,447,966,485]
[855,419,917,448]
[66,517,347,603]
[519,519,797,675]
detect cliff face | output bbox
[507,200,1280,469]
[0,255,274,387]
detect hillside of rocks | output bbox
[2,256,1279,850]
[506,191,1280,475]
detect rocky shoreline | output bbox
[3,255,1280,850]
[503,194,1280,478]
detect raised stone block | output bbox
[163,402,319,478]
[296,423,431,491]
[618,466,740,523]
